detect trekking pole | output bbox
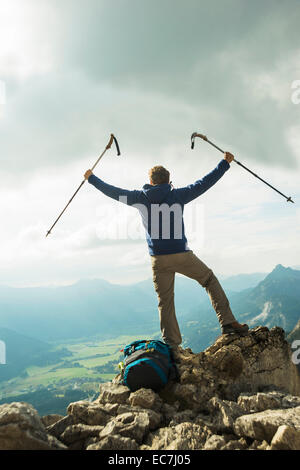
[45,134,121,237]
[191,132,294,203]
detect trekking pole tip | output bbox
[287,197,294,203]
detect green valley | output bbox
[0,333,155,415]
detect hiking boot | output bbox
[222,322,249,336]
[169,345,182,363]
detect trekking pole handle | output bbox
[106,133,121,155]
[191,132,226,155]
[191,132,208,149]
[91,134,121,172]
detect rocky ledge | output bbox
[1,326,300,450]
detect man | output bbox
[84,152,248,353]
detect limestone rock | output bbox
[87,434,139,450]
[249,439,269,450]
[97,382,130,405]
[41,414,64,428]
[221,437,248,450]
[143,422,212,450]
[100,412,150,444]
[168,409,197,426]
[0,402,66,450]
[282,394,300,408]
[129,388,163,412]
[117,404,162,430]
[60,423,104,446]
[67,400,112,426]
[1,326,300,450]
[269,424,300,450]
[237,392,282,413]
[164,326,300,408]
[207,397,244,432]
[46,415,73,439]
[234,406,300,442]
[203,434,227,450]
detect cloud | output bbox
[0,0,299,287]
[1,0,300,180]
[0,0,59,79]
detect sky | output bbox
[0,0,300,287]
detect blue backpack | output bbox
[121,339,179,392]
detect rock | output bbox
[269,424,300,450]
[46,415,74,439]
[234,406,300,442]
[158,326,300,411]
[170,383,204,411]
[237,392,282,413]
[99,412,150,444]
[67,400,112,426]
[168,409,197,426]
[203,434,227,450]
[102,403,119,415]
[206,326,300,400]
[1,326,300,450]
[143,422,212,450]
[60,423,104,445]
[87,434,139,450]
[249,439,269,450]
[117,404,162,430]
[207,397,244,432]
[282,394,300,408]
[98,382,130,405]
[41,414,64,428]
[46,434,68,450]
[129,388,163,412]
[207,344,245,380]
[221,437,248,450]
[0,402,66,450]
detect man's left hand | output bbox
[224,152,234,164]
[84,169,93,179]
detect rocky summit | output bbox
[1,326,300,451]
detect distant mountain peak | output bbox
[273,264,291,272]
[274,263,285,270]
[265,264,300,281]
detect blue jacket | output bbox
[88,159,230,256]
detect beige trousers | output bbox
[151,250,236,347]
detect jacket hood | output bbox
[142,183,172,204]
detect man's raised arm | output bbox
[176,152,234,204]
[84,170,140,206]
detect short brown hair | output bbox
[148,165,170,185]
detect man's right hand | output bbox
[224,152,234,164]
[84,169,93,179]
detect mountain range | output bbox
[0,264,299,355]
[182,264,300,351]
[0,270,268,343]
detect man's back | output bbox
[87,158,230,255]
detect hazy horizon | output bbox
[0,262,299,289]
